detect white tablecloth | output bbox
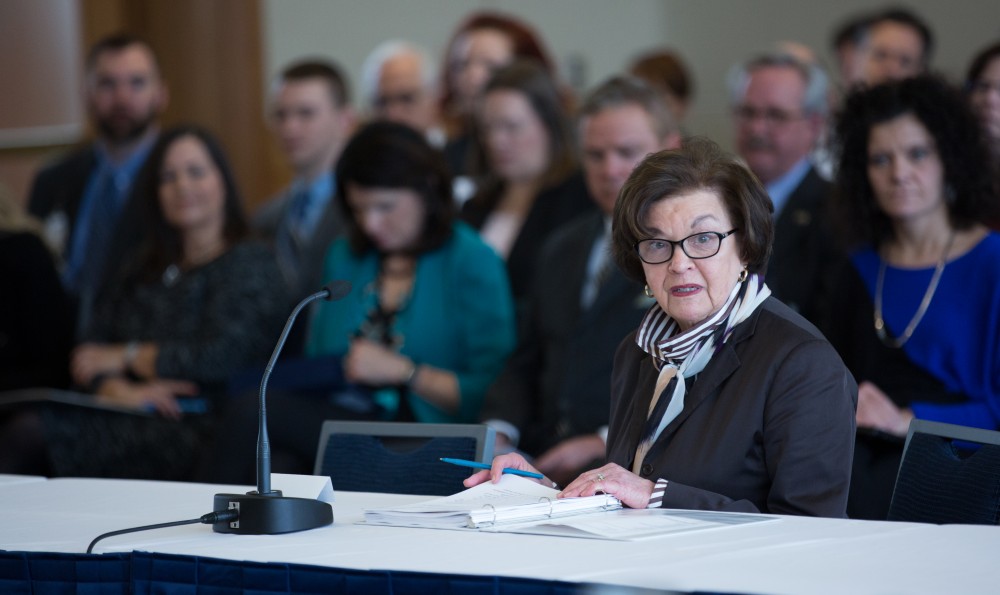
[1,477,997,594]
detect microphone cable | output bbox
[86,509,239,554]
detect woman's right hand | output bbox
[94,377,199,420]
[462,453,549,488]
[343,337,413,386]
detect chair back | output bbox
[313,421,495,496]
[888,419,1000,524]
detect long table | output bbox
[2,477,998,594]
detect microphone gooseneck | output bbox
[214,280,350,535]
[256,286,341,495]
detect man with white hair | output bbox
[728,50,837,325]
[360,40,443,145]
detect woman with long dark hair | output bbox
[0,125,287,480]
[461,60,594,315]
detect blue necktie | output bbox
[276,187,312,294]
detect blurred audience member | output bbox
[361,40,443,145]
[481,76,680,486]
[727,51,838,324]
[462,60,595,316]
[967,41,1000,163]
[439,11,556,175]
[28,33,168,334]
[628,48,694,123]
[0,191,75,391]
[256,59,354,305]
[2,126,287,480]
[205,122,516,482]
[828,76,1000,519]
[831,12,872,92]
[859,7,933,86]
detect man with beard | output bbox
[29,33,168,334]
[727,51,836,325]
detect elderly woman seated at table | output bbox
[466,138,857,517]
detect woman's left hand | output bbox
[559,463,655,509]
[71,343,127,386]
[343,338,412,386]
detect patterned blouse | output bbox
[83,241,289,396]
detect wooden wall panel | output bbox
[79,0,284,210]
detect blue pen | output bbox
[439,457,544,479]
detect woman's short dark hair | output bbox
[132,124,248,281]
[611,137,774,283]
[834,75,997,247]
[335,121,455,255]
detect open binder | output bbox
[363,474,621,530]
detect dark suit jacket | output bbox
[252,188,344,303]
[0,231,75,390]
[461,170,597,314]
[481,210,651,456]
[766,166,838,326]
[27,144,149,305]
[606,297,857,517]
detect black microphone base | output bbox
[212,492,333,534]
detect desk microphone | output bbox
[213,280,351,534]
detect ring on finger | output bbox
[596,473,605,482]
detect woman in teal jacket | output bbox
[202,122,515,483]
[307,121,515,424]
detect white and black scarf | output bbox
[632,273,771,474]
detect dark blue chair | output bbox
[313,421,495,496]
[887,419,1000,525]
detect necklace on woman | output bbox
[874,230,956,348]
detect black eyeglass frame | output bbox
[634,229,739,264]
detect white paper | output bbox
[271,473,335,503]
[500,508,781,541]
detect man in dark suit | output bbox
[481,76,681,485]
[28,33,168,334]
[729,51,837,325]
[254,60,354,305]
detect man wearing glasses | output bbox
[360,40,444,147]
[727,51,837,325]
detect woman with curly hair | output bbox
[827,75,1000,519]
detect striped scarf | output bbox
[632,273,771,474]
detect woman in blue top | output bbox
[827,75,1000,519]
[307,121,516,424]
